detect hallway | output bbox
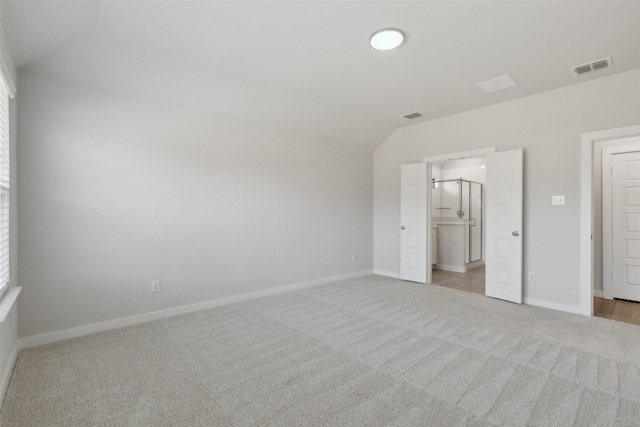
[594,297,640,326]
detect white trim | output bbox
[19,270,373,349]
[581,125,640,317]
[0,340,20,408]
[523,297,584,316]
[373,269,400,279]
[593,289,603,298]
[422,147,496,163]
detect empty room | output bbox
[1,1,640,425]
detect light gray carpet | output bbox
[3,275,640,426]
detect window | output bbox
[0,62,13,300]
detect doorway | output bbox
[580,124,640,318]
[596,138,640,326]
[430,157,487,294]
[400,147,524,304]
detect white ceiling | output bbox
[2,1,640,150]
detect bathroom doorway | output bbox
[401,146,523,303]
[431,158,486,294]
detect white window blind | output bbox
[0,73,10,300]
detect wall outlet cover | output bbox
[151,280,161,293]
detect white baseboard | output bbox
[435,264,466,273]
[0,341,20,408]
[593,289,603,298]
[467,261,485,270]
[20,269,373,349]
[523,297,585,316]
[373,269,400,279]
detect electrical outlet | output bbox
[528,272,535,282]
[351,253,357,262]
[151,280,161,293]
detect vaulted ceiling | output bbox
[2,1,639,150]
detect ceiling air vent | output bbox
[475,75,518,93]
[571,57,612,75]
[403,112,423,120]
[591,59,610,70]
[573,64,592,75]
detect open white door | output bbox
[609,151,640,301]
[400,163,430,284]
[486,149,523,303]
[602,141,640,301]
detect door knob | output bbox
[401,226,406,230]
[512,231,519,236]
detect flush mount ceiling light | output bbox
[369,28,404,50]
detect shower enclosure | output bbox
[432,178,483,266]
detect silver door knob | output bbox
[401,226,406,230]
[512,231,519,236]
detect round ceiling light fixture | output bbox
[369,28,404,51]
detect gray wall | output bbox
[374,70,640,311]
[17,72,373,338]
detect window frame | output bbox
[0,57,15,300]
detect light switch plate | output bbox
[552,195,565,206]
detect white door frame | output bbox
[580,124,640,316]
[423,147,496,285]
[602,142,640,299]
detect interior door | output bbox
[400,163,430,284]
[610,151,640,301]
[486,149,523,303]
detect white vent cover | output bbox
[571,57,613,75]
[475,75,518,93]
[403,112,423,119]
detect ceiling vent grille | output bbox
[571,57,612,75]
[403,112,423,119]
[475,75,518,93]
[573,64,592,75]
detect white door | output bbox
[400,163,430,284]
[486,149,523,303]
[610,151,640,301]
